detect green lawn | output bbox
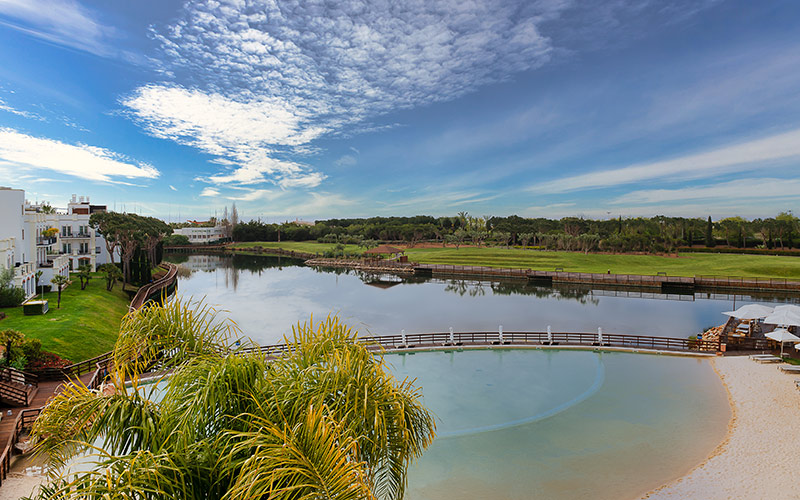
[229,242,800,279]
[229,241,363,255]
[0,273,131,362]
[404,247,800,279]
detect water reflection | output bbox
[165,253,800,345]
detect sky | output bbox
[0,0,799,222]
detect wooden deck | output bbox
[0,372,95,486]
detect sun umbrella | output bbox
[763,309,800,327]
[765,328,800,357]
[722,304,774,320]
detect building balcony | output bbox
[36,236,57,246]
[61,233,90,239]
[13,262,35,278]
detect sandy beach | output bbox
[0,473,44,500]
[644,356,800,500]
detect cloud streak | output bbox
[0,128,158,183]
[612,177,800,205]
[0,0,115,56]
[528,128,800,194]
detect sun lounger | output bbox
[778,365,800,374]
[754,356,782,363]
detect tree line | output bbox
[230,212,800,254]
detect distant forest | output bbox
[231,212,800,254]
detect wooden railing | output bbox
[237,330,721,357]
[129,262,178,311]
[0,408,40,487]
[0,367,38,387]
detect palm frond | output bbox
[114,296,246,377]
[222,404,375,500]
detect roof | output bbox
[363,245,404,254]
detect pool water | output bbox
[385,349,730,500]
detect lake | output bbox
[166,252,797,345]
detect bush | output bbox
[26,351,72,370]
[0,286,25,307]
[164,234,191,246]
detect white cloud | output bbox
[334,155,357,167]
[123,85,326,188]
[199,187,220,197]
[0,128,159,183]
[0,0,114,56]
[528,128,800,194]
[125,0,565,190]
[225,188,275,202]
[169,185,178,191]
[612,178,800,205]
[0,98,43,120]
[275,193,356,217]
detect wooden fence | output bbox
[237,330,721,357]
[0,408,40,487]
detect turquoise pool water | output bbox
[385,349,729,500]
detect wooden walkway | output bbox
[0,372,95,485]
[0,262,178,487]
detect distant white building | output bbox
[173,225,227,244]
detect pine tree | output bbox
[705,216,715,247]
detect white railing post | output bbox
[498,325,504,343]
[547,325,552,344]
[400,329,407,347]
[597,327,603,345]
[448,327,454,345]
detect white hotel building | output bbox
[173,225,227,244]
[0,187,113,300]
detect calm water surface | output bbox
[166,253,796,344]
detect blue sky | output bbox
[1,0,799,222]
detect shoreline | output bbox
[641,356,800,499]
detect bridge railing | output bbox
[236,330,720,356]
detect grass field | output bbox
[403,247,800,279]
[227,242,800,279]
[229,241,363,254]
[0,273,131,362]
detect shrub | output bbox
[10,354,27,371]
[0,286,25,307]
[27,351,72,370]
[164,234,190,246]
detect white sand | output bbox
[0,474,44,500]
[644,356,800,500]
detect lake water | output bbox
[166,253,797,345]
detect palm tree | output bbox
[27,299,436,499]
[50,274,68,309]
